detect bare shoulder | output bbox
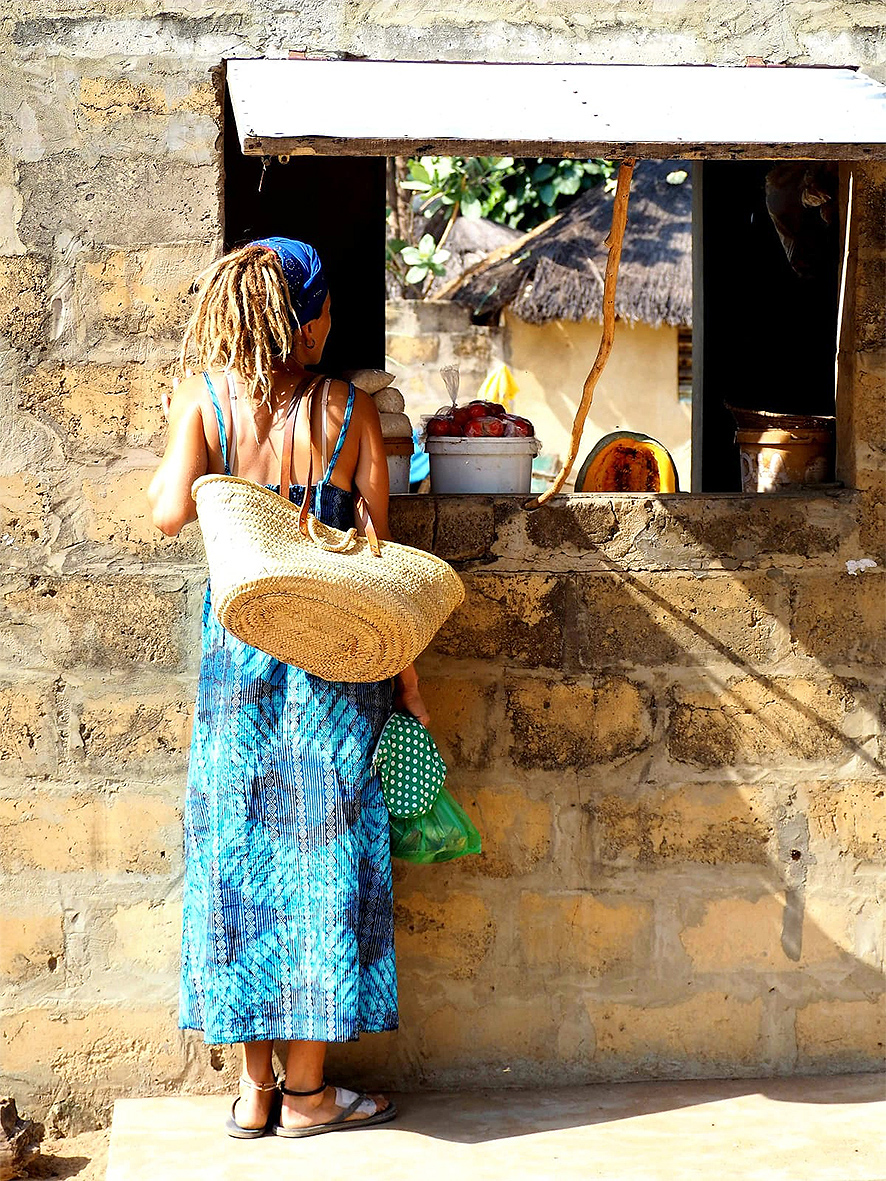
[321,377,351,404]
[321,379,380,428]
[348,384,381,424]
[168,371,210,418]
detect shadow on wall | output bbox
[323,492,886,1101]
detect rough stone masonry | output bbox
[0,0,884,1133]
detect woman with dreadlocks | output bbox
[148,238,425,1139]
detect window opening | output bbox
[223,90,842,495]
[223,90,387,374]
[692,160,839,492]
[384,155,694,493]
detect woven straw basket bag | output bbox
[192,379,464,682]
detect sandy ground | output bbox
[26,1128,111,1181]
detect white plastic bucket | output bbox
[385,437,413,494]
[425,436,541,494]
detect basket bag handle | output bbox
[279,377,383,557]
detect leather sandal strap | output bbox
[280,1079,327,1097]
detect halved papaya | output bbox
[575,431,680,493]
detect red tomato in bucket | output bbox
[466,400,506,418]
[426,406,535,440]
[502,414,534,437]
[427,416,458,437]
[464,416,506,437]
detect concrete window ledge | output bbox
[389,490,861,570]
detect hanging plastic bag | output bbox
[389,786,482,864]
[475,362,519,412]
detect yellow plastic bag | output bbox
[475,363,519,411]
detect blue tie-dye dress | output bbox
[179,377,398,1045]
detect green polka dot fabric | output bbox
[372,711,447,819]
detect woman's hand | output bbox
[395,664,430,727]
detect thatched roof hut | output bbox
[436,160,692,328]
[433,215,523,289]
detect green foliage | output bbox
[405,155,614,231]
[386,155,613,296]
[386,232,450,292]
[401,156,516,223]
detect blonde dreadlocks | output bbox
[179,244,298,408]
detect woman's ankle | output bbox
[282,1080,326,1099]
[240,1072,277,1091]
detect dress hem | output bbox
[179,1018,399,1046]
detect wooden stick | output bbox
[525,158,636,508]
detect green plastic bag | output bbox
[389,786,482,864]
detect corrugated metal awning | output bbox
[226,60,886,159]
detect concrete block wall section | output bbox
[365,491,885,1091]
[385,300,505,418]
[6,483,882,1122]
[0,2,883,1132]
[5,3,886,79]
[0,23,228,1134]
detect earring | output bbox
[305,335,315,349]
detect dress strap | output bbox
[225,373,239,474]
[202,371,231,476]
[321,378,330,475]
[321,383,356,484]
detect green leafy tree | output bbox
[494,158,615,228]
[402,156,516,226]
[387,155,613,296]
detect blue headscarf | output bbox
[251,237,329,327]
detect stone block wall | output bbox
[0,18,224,1134]
[368,486,885,1091]
[0,0,884,1133]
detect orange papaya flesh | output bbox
[576,431,679,493]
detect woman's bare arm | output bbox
[147,377,209,536]
[351,388,430,725]
[351,387,390,542]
